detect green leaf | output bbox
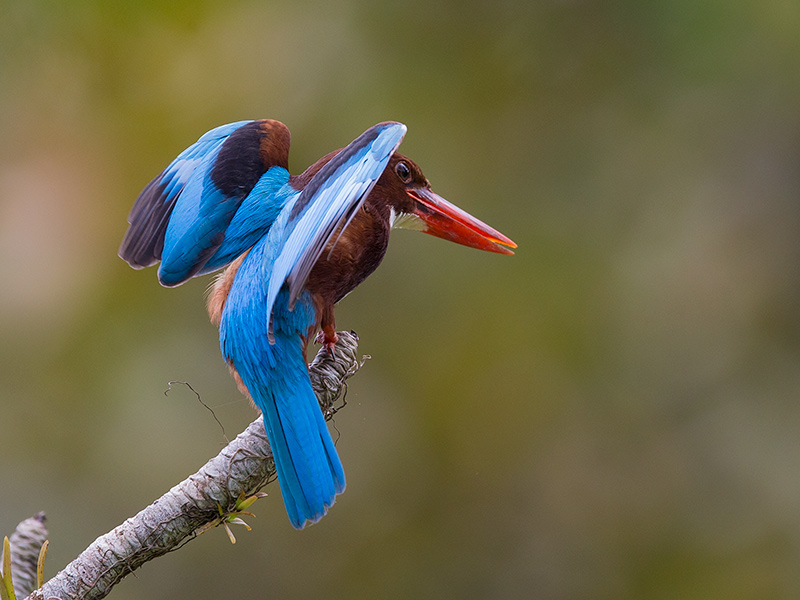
[222,523,236,544]
[226,517,251,530]
[37,539,49,590]
[1,536,16,600]
[236,492,267,511]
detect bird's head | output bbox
[372,154,516,255]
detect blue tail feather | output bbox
[220,237,345,528]
[251,361,345,528]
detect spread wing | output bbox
[119,119,291,287]
[262,121,407,329]
[119,120,251,270]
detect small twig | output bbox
[165,381,230,444]
[309,330,369,418]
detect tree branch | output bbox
[24,331,364,600]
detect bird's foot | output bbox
[315,329,339,351]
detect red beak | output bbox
[405,188,517,255]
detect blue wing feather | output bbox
[157,150,236,285]
[119,120,252,270]
[193,167,293,277]
[265,121,407,321]
[121,119,293,286]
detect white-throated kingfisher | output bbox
[120,120,516,529]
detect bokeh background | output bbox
[2,0,800,598]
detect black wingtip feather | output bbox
[118,173,176,268]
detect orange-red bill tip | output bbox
[408,189,516,255]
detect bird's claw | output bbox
[314,329,339,351]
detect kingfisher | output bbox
[119,120,516,529]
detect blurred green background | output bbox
[2,0,800,598]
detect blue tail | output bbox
[219,237,345,528]
[247,331,345,528]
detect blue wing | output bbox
[120,119,292,287]
[191,167,294,278]
[119,120,252,270]
[263,121,407,327]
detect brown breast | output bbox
[304,200,390,308]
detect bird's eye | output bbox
[395,161,412,183]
